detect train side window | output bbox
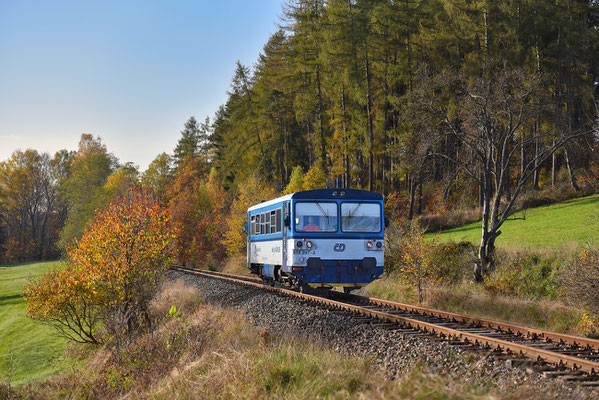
[250,215,255,236]
[276,208,281,232]
[256,214,260,235]
[270,210,276,233]
[259,212,263,234]
[264,212,269,234]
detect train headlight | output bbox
[296,241,303,248]
[376,241,383,248]
[306,241,313,248]
[366,241,373,249]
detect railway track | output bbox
[173,266,599,386]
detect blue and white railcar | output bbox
[246,188,385,292]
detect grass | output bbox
[12,280,537,399]
[432,194,599,251]
[0,261,70,386]
[365,276,585,336]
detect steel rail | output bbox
[339,294,599,352]
[174,267,599,375]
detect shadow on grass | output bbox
[0,294,24,306]
[0,261,56,269]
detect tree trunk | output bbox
[408,179,416,220]
[341,89,350,188]
[533,123,540,189]
[552,139,557,187]
[316,63,327,175]
[417,182,423,215]
[278,110,285,190]
[476,231,497,283]
[475,163,495,282]
[365,39,375,192]
[564,145,579,191]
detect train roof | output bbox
[247,188,383,212]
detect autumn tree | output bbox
[386,223,438,304]
[59,134,116,250]
[142,152,174,201]
[24,188,176,344]
[284,166,305,194]
[173,117,202,168]
[302,164,327,190]
[0,149,68,262]
[223,174,277,256]
[169,158,227,266]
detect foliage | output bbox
[209,0,599,199]
[173,116,212,168]
[142,152,173,201]
[223,174,277,256]
[0,150,74,263]
[429,241,475,284]
[103,163,139,202]
[484,254,562,299]
[24,188,176,345]
[58,134,116,250]
[302,165,327,190]
[385,224,439,303]
[168,159,227,267]
[560,249,599,334]
[283,166,304,194]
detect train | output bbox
[245,188,386,293]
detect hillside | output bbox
[432,194,599,251]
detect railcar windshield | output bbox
[295,202,338,232]
[341,202,381,233]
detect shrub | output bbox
[429,241,475,284]
[385,223,439,303]
[169,164,227,266]
[283,166,304,194]
[560,249,599,317]
[24,188,176,345]
[415,208,480,233]
[302,165,327,190]
[484,253,561,299]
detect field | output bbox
[0,261,70,386]
[432,194,599,250]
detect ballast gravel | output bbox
[170,270,598,399]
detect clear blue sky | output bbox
[0,0,283,170]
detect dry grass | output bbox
[8,280,535,399]
[365,277,585,336]
[219,255,251,276]
[417,207,481,233]
[149,279,203,320]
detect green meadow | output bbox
[432,194,599,251]
[0,261,70,386]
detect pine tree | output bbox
[173,116,201,167]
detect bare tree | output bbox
[415,68,588,282]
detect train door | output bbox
[247,212,252,270]
[282,203,288,272]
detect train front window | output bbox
[341,202,381,233]
[295,202,338,233]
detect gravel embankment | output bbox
[171,270,599,399]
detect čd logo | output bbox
[333,243,345,252]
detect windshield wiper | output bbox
[315,202,329,221]
[348,203,361,218]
